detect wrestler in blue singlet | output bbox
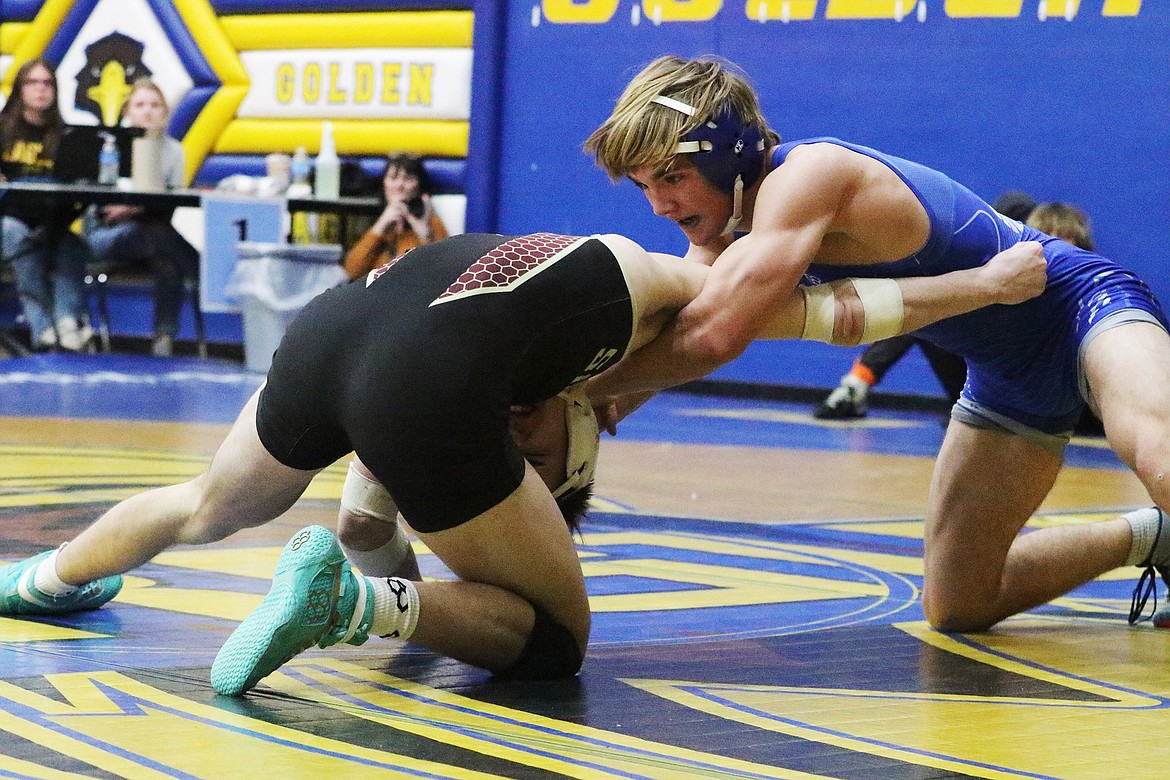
[774,139,1168,447]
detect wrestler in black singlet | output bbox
[255,233,634,532]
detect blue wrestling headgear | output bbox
[651,95,767,234]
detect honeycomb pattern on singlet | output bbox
[432,233,584,305]
[365,250,409,287]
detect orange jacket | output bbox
[343,214,449,279]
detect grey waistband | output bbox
[1078,309,1164,411]
[951,399,1070,457]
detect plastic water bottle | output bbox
[313,122,341,243]
[98,134,119,185]
[290,146,311,187]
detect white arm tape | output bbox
[850,277,905,343]
[340,460,399,522]
[801,283,837,343]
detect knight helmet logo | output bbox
[74,32,152,127]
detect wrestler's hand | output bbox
[596,400,620,436]
[980,240,1047,305]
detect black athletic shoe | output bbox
[814,385,868,420]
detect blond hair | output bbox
[584,55,778,180]
[1026,202,1094,251]
[121,77,170,121]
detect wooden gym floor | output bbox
[0,352,1164,779]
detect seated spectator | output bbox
[85,78,199,357]
[342,154,448,279]
[0,59,94,352]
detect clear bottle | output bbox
[98,134,119,186]
[314,122,340,199]
[290,146,311,187]
[313,122,341,242]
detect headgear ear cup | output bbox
[680,104,766,194]
[652,96,766,233]
[552,387,599,499]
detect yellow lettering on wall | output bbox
[1102,0,1141,14]
[542,0,620,23]
[944,0,1023,16]
[354,63,374,103]
[542,0,1140,21]
[275,64,295,103]
[327,63,347,104]
[745,0,817,21]
[827,0,929,16]
[407,64,434,106]
[381,63,402,104]
[302,63,320,103]
[647,0,722,21]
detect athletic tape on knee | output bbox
[801,283,836,343]
[850,278,904,344]
[496,604,583,680]
[341,460,398,522]
[339,528,411,578]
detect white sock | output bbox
[339,530,411,578]
[367,577,420,641]
[34,546,79,596]
[1125,507,1168,566]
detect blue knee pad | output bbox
[496,604,583,680]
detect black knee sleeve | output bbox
[496,604,583,680]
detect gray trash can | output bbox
[226,242,348,373]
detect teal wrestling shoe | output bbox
[0,550,123,615]
[210,526,374,696]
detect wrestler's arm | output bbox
[588,148,1045,398]
[756,239,1047,342]
[587,150,872,397]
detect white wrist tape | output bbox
[801,283,837,343]
[341,460,398,522]
[850,278,905,343]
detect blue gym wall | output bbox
[3,2,1164,398]
[487,2,1166,396]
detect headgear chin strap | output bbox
[552,387,599,499]
[651,96,766,235]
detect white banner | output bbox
[237,48,472,120]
